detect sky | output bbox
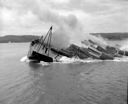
[0,0,128,37]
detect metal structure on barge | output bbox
[28,26,53,62]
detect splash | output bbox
[59,56,128,64]
[20,56,29,62]
[59,56,102,64]
[20,56,51,66]
[119,39,128,51]
[113,57,128,62]
[84,34,108,48]
[40,61,50,66]
[21,55,128,66]
[103,39,128,51]
[88,34,128,52]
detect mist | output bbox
[2,0,128,50]
[52,28,70,49]
[33,7,86,48]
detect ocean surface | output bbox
[0,43,127,104]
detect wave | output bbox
[20,56,128,66]
[20,56,29,62]
[113,57,128,62]
[59,56,128,63]
[20,56,51,66]
[58,56,102,63]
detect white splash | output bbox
[20,56,50,66]
[59,56,78,63]
[21,55,128,66]
[59,56,128,64]
[59,56,102,63]
[20,56,30,62]
[113,57,128,62]
[40,61,50,66]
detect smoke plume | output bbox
[52,28,70,49]
[25,2,110,48]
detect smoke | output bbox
[2,0,109,48]
[34,8,85,48]
[2,0,128,52]
[7,0,118,48]
[52,28,70,49]
[50,14,83,48]
[115,39,128,50]
[85,34,109,48]
[90,35,128,51]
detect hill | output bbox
[91,33,128,40]
[0,35,39,43]
[1,33,128,43]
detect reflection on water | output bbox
[0,43,127,104]
[29,62,43,69]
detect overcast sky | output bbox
[1,0,128,36]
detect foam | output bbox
[20,56,30,62]
[20,56,51,66]
[21,55,128,66]
[59,56,102,64]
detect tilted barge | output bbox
[27,26,128,62]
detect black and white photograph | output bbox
[0,0,127,104]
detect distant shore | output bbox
[91,32,128,40]
[0,35,39,43]
[0,33,128,43]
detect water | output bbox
[0,43,127,104]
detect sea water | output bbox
[0,43,127,104]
